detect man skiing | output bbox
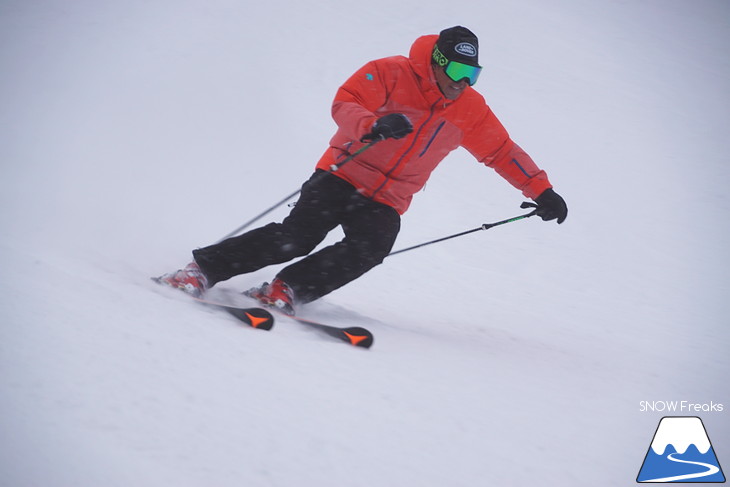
[157,26,568,314]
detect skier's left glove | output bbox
[361,113,413,142]
[534,188,568,224]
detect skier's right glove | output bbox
[533,188,568,224]
[361,113,413,142]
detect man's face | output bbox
[433,65,469,100]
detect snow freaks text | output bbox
[639,401,724,413]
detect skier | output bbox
[157,26,568,314]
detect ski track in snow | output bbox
[1,1,729,486]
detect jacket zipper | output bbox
[418,121,445,157]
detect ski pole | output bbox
[387,202,538,258]
[217,140,379,242]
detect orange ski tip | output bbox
[343,331,369,346]
[245,312,271,329]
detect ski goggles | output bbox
[432,45,482,86]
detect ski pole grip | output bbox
[520,201,539,217]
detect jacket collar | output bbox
[409,34,457,107]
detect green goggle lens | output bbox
[444,61,482,86]
[432,45,482,86]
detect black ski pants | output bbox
[193,170,401,303]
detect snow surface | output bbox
[1,0,729,486]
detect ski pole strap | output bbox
[387,203,537,258]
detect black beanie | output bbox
[435,26,480,67]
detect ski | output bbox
[153,277,372,347]
[152,277,275,330]
[200,294,372,348]
[198,299,275,330]
[225,289,374,348]
[269,309,374,349]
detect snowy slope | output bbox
[1,0,728,486]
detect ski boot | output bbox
[155,262,209,298]
[244,278,296,315]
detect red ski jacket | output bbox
[315,34,552,215]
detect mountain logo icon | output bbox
[637,416,726,483]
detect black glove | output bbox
[361,113,413,142]
[534,188,568,224]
